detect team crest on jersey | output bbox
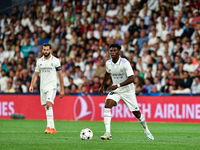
[108,69,111,72]
[120,68,123,72]
[51,62,53,66]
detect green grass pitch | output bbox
[0,120,200,150]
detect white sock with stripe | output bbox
[138,114,149,132]
[104,108,111,133]
[45,106,55,129]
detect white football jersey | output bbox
[106,57,135,93]
[35,54,61,92]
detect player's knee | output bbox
[105,99,116,108]
[105,103,112,108]
[132,111,141,119]
[46,101,52,109]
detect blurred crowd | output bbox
[0,0,200,96]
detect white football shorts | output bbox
[40,89,57,105]
[106,91,140,111]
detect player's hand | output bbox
[107,85,118,92]
[59,90,65,98]
[99,86,104,95]
[29,86,34,93]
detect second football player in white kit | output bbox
[99,43,154,140]
[29,43,64,134]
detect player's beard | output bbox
[43,52,50,58]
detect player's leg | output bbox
[101,99,115,140]
[101,93,120,140]
[121,93,154,140]
[45,89,57,134]
[41,92,51,133]
[132,111,154,140]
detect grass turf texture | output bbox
[0,120,199,150]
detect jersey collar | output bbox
[42,54,53,61]
[111,56,121,65]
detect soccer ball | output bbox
[80,128,93,140]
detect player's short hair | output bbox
[42,43,52,49]
[109,43,121,50]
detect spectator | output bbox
[73,71,84,87]
[181,41,193,59]
[16,78,27,93]
[20,38,33,62]
[191,76,200,94]
[84,61,95,81]
[153,77,161,92]
[21,69,31,86]
[137,30,148,50]
[106,3,118,23]
[134,69,145,85]
[5,81,15,93]
[181,71,193,88]
[92,58,106,79]
[128,16,139,36]
[161,77,170,94]
[0,45,5,66]
[150,85,161,96]
[42,18,50,34]
[30,38,40,57]
[136,56,146,75]
[0,70,8,92]
[190,9,200,28]
[143,78,153,94]
[70,83,78,93]
[48,32,59,49]
[174,22,184,37]
[78,84,89,96]
[183,57,197,74]
[136,83,148,95]
[144,64,156,79]
[138,2,152,18]
[182,22,194,39]
[169,82,190,95]
[39,31,49,45]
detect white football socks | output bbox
[45,106,55,129]
[104,108,111,133]
[138,114,149,133]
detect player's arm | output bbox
[99,71,111,95]
[107,75,134,92]
[57,70,64,98]
[29,72,39,93]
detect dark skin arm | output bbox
[107,75,134,92]
[99,71,111,95]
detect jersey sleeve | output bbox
[35,60,40,72]
[124,61,134,77]
[106,61,110,73]
[55,58,61,71]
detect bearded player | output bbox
[29,43,64,134]
[99,43,154,140]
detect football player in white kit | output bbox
[99,44,154,140]
[29,43,64,134]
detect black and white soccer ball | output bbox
[80,128,93,140]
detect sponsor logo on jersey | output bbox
[73,96,95,121]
